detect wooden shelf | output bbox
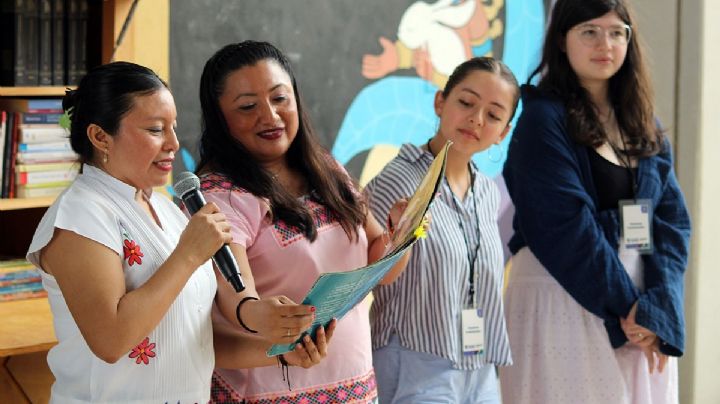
[0,298,57,357]
[0,87,70,97]
[0,197,56,211]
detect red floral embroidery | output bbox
[123,239,144,266]
[129,337,156,365]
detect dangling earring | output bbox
[102,148,108,164]
[487,143,505,163]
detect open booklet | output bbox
[267,141,451,356]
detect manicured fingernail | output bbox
[310,306,316,312]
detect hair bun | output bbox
[62,87,78,111]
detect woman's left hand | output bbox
[387,198,409,233]
[282,319,337,369]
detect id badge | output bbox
[619,199,653,254]
[461,308,484,354]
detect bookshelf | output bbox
[0,196,56,211]
[0,1,169,402]
[0,87,69,97]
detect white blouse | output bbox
[27,165,217,404]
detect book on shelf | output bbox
[18,140,72,152]
[0,111,5,194]
[0,0,28,85]
[0,98,63,113]
[39,0,53,85]
[16,149,77,164]
[51,0,65,85]
[19,125,68,143]
[0,258,35,270]
[2,112,15,198]
[0,259,46,302]
[15,160,78,172]
[2,112,20,198]
[16,167,77,185]
[16,182,67,198]
[66,0,87,85]
[22,111,63,124]
[24,0,40,84]
[0,271,41,287]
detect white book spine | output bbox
[17,169,78,185]
[16,150,78,164]
[18,141,72,153]
[19,127,70,144]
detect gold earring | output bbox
[102,149,108,164]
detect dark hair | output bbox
[196,41,365,241]
[443,56,521,123]
[63,61,168,163]
[529,0,662,157]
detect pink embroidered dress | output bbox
[200,172,377,404]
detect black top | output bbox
[587,148,636,210]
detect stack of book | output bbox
[1,97,79,198]
[0,258,46,302]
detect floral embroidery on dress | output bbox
[129,337,156,365]
[123,239,144,266]
[274,198,339,247]
[238,370,377,404]
[119,227,144,267]
[198,173,343,248]
[199,173,246,194]
[210,371,244,404]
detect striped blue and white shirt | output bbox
[365,143,512,369]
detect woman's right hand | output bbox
[621,301,656,348]
[283,319,337,368]
[639,338,669,374]
[176,202,232,269]
[240,295,316,344]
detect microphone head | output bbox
[173,171,200,198]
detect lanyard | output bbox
[451,191,479,306]
[427,139,479,306]
[609,131,639,200]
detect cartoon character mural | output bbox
[332,0,545,184]
[330,0,546,259]
[362,0,505,90]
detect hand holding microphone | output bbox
[174,172,246,292]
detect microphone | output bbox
[173,171,245,292]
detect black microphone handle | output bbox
[213,245,246,292]
[182,190,245,292]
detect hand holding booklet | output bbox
[266,141,450,356]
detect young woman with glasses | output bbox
[499,0,691,403]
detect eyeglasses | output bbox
[570,23,632,47]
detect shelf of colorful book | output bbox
[0,87,70,97]
[0,196,55,211]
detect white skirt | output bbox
[499,247,678,404]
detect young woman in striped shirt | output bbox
[365,57,520,404]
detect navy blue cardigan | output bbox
[503,86,691,356]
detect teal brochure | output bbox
[267,141,450,356]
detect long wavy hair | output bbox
[530,0,662,157]
[196,41,365,241]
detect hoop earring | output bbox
[487,143,505,164]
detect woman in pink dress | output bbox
[195,41,410,404]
